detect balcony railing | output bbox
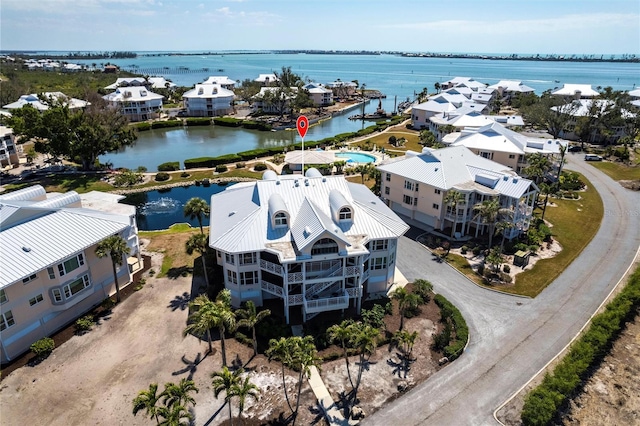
[345,265,362,276]
[260,280,283,297]
[287,272,303,283]
[260,259,283,275]
[346,286,362,298]
[304,291,349,313]
[288,294,304,306]
[306,280,338,297]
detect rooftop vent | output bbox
[304,179,309,186]
[22,246,31,252]
[303,226,311,237]
[228,211,236,216]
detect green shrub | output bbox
[503,264,511,273]
[237,149,271,161]
[131,122,151,131]
[413,279,433,303]
[254,163,268,171]
[213,117,243,127]
[31,337,55,358]
[151,120,182,129]
[434,294,469,361]
[75,315,94,333]
[242,120,272,131]
[158,161,180,171]
[113,171,143,187]
[433,323,451,351]
[472,246,481,255]
[184,157,216,169]
[215,165,228,173]
[361,304,387,329]
[136,166,148,173]
[186,117,211,126]
[180,171,190,178]
[155,172,170,181]
[235,162,246,169]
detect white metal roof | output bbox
[209,172,408,258]
[103,87,163,103]
[3,92,89,110]
[488,80,535,93]
[285,150,335,165]
[451,122,528,154]
[104,77,148,90]
[183,84,235,100]
[551,84,600,98]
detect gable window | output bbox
[311,238,339,255]
[1,310,15,331]
[339,207,352,221]
[240,271,258,285]
[227,270,238,285]
[239,252,257,265]
[371,240,388,251]
[225,253,235,265]
[371,257,387,270]
[0,289,7,304]
[57,253,85,276]
[22,274,37,284]
[29,294,44,306]
[274,212,288,227]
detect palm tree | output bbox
[183,197,210,234]
[327,320,356,389]
[349,322,379,413]
[211,366,241,424]
[391,287,422,331]
[266,337,295,414]
[161,378,199,409]
[232,374,260,421]
[95,234,131,303]
[472,198,512,248]
[236,301,271,356]
[556,144,567,180]
[132,383,161,424]
[392,330,419,378]
[183,294,217,355]
[213,290,236,367]
[185,233,209,286]
[156,404,192,426]
[444,190,465,238]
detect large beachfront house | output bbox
[304,83,333,107]
[182,84,235,117]
[0,186,141,363]
[377,146,538,241]
[102,87,164,122]
[208,170,409,323]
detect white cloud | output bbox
[216,6,232,15]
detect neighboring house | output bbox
[148,77,176,90]
[377,146,538,241]
[629,88,640,107]
[440,76,487,91]
[102,87,163,122]
[449,121,566,173]
[487,80,535,101]
[471,87,497,105]
[182,84,235,117]
[255,73,278,86]
[208,169,409,323]
[411,94,489,129]
[327,80,358,98]
[201,76,237,90]
[428,108,524,141]
[104,77,149,90]
[285,150,336,173]
[251,87,297,114]
[551,84,600,99]
[304,83,333,107]
[0,126,20,169]
[3,92,89,111]
[550,99,635,143]
[0,186,141,363]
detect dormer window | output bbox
[274,212,288,227]
[311,238,338,255]
[339,207,352,221]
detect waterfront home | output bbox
[428,108,524,142]
[411,93,489,129]
[182,84,235,117]
[255,73,278,86]
[487,80,535,102]
[304,83,333,107]
[102,87,163,122]
[148,77,176,90]
[448,121,565,173]
[3,92,89,111]
[251,87,297,114]
[0,126,20,169]
[628,88,640,107]
[104,77,149,90]
[0,186,141,363]
[551,99,635,143]
[377,146,538,241]
[551,84,600,99]
[327,80,358,99]
[441,76,488,91]
[202,76,237,90]
[208,169,409,323]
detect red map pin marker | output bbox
[296,115,309,139]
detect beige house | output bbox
[377,146,538,240]
[0,186,141,362]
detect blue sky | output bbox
[1,0,639,54]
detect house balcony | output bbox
[260,280,284,297]
[346,286,363,298]
[304,290,349,314]
[444,212,466,222]
[260,259,283,275]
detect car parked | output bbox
[584,154,603,161]
[568,145,582,152]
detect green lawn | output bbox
[503,173,603,297]
[350,129,422,154]
[588,161,640,181]
[3,173,114,194]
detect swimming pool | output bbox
[335,152,377,164]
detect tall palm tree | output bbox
[211,366,241,424]
[444,190,465,238]
[472,198,512,248]
[391,287,422,331]
[183,294,218,355]
[156,404,192,426]
[350,322,379,413]
[183,197,210,234]
[161,378,199,409]
[185,233,209,286]
[266,337,295,414]
[236,301,271,356]
[132,383,161,424]
[213,290,236,367]
[327,320,356,389]
[95,234,131,303]
[231,375,260,420]
[556,144,567,180]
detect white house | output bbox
[429,107,524,141]
[629,88,640,107]
[0,186,141,362]
[202,76,237,90]
[208,169,409,323]
[327,80,358,99]
[182,84,235,117]
[0,126,20,169]
[251,87,297,114]
[148,77,176,90]
[104,77,149,90]
[255,74,278,86]
[441,76,487,91]
[377,146,538,241]
[551,99,635,142]
[304,83,333,107]
[551,84,600,98]
[3,92,89,111]
[102,87,163,122]
[488,80,535,100]
[412,93,489,129]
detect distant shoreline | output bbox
[2,50,638,63]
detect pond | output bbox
[122,182,235,231]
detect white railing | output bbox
[306,262,343,280]
[305,280,337,297]
[287,272,303,283]
[346,286,362,298]
[361,269,370,282]
[345,266,362,276]
[444,212,466,221]
[260,280,283,297]
[288,294,304,306]
[304,292,349,313]
[260,259,283,275]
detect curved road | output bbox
[364,155,640,426]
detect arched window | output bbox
[274,212,288,227]
[311,238,339,255]
[339,207,352,220]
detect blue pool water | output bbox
[335,152,376,163]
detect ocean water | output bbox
[92,52,639,170]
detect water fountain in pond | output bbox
[140,197,182,216]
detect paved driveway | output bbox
[365,156,640,425]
